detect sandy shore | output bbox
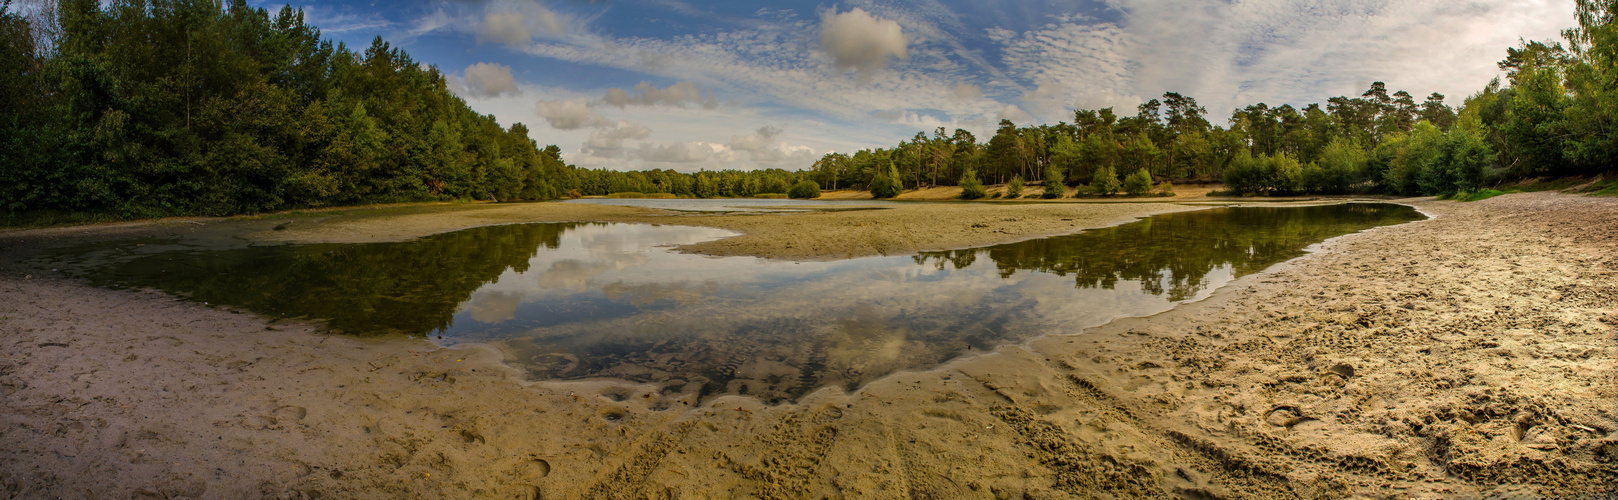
[1,193,1614,498]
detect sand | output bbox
[1,193,1614,499]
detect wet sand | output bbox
[1,193,1614,498]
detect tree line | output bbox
[3,0,1613,219]
[811,0,1615,198]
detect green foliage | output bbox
[0,1,570,218]
[1270,154,1305,195]
[1123,168,1154,196]
[1224,152,1304,195]
[1454,189,1507,201]
[1007,175,1023,198]
[1040,164,1065,198]
[1156,181,1175,197]
[787,180,821,199]
[869,166,901,198]
[1091,166,1122,196]
[1223,151,1268,195]
[958,168,987,199]
[1306,138,1367,194]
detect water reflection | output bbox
[918,203,1423,301]
[53,203,1423,402]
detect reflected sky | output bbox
[49,204,1423,402]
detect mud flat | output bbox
[1,193,1614,498]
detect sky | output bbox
[260,0,1576,172]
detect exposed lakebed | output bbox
[40,203,1423,402]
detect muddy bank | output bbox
[1,193,1614,498]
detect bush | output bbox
[1007,176,1024,198]
[1223,152,1267,195]
[1071,184,1092,197]
[958,168,987,200]
[754,193,788,199]
[1155,181,1175,197]
[1123,168,1153,196]
[787,180,821,199]
[1270,154,1305,195]
[870,166,902,198]
[1091,166,1121,195]
[1041,165,1065,198]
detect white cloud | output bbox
[995,104,1033,123]
[950,82,982,101]
[461,62,520,99]
[536,98,610,130]
[724,126,817,166]
[478,11,531,47]
[819,7,910,78]
[603,81,717,108]
[727,126,782,152]
[636,141,733,164]
[475,1,567,48]
[584,121,655,158]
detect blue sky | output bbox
[262,0,1574,172]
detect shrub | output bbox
[1041,165,1065,198]
[787,180,821,199]
[1091,166,1121,195]
[754,193,788,199]
[958,168,987,200]
[1123,168,1153,196]
[1155,181,1175,197]
[869,167,901,198]
[1007,176,1024,198]
[1270,154,1305,195]
[1222,152,1267,195]
[1071,184,1092,198]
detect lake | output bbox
[43,203,1424,402]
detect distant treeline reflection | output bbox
[918,204,1423,301]
[86,223,584,335]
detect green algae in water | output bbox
[49,203,1423,402]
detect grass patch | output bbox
[1500,177,1586,192]
[1,210,132,228]
[1580,176,1618,197]
[1454,189,1507,202]
[753,193,788,199]
[606,192,678,199]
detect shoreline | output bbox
[2,193,1613,498]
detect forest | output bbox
[0,0,581,219]
[2,0,1615,220]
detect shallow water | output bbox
[46,203,1423,401]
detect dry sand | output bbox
[1,193,1614,499]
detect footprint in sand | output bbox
[516,458,551,481]
[271,405,307,421]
